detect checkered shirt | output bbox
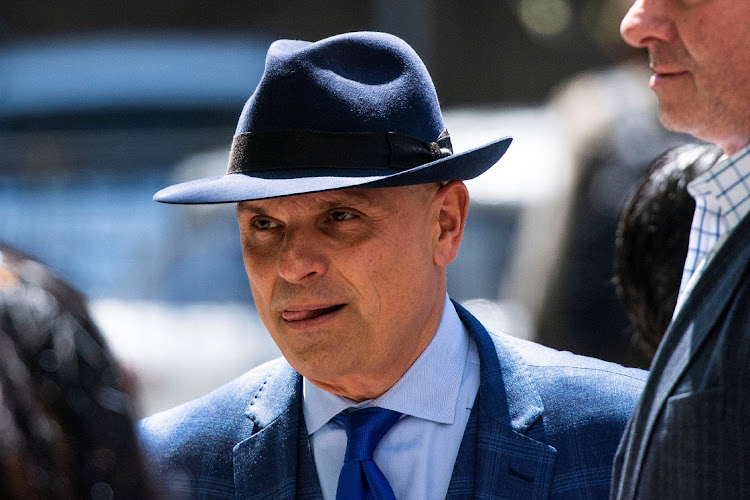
[676,145,750,310]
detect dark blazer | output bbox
[611,214,750,499]
[139,302,645,499]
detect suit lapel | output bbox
[454,302,557,499]
[232,362,321,500]
[622,213,750,492]
[232,306,559,500]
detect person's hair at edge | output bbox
[0,243,152,499]
[613,143,724,358]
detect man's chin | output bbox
[297,365,362,395]
[657,104,698,136]
[281,341,354,379]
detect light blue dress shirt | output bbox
[303,295,480,500]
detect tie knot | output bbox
[340,407,401,463]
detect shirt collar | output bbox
[303,294,470,435]
[688,145,750,226]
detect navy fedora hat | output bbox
[154,31,512,204]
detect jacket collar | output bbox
[453,300,556,499]
[454,300,544,432]
[233,302,556,499]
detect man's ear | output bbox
[433,180,469,267]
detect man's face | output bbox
[621,0,750,154]
[237,183,466,400]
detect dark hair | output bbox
[0,244,151,498]
[613,144,724,358]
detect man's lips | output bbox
[281,304,346,322]
[654,69,689,78]
[650,68,690,89]
[650,61,689,80]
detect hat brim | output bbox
[154,136,512,204]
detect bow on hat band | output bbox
[227,129,453,173]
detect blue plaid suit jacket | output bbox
[611,212,750,499]
[139,302,645,499]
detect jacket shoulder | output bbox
[139,357,291,437]
[490,331,647,496]
[137,357,295,496]
[498,331,647,422]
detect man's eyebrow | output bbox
[236,203,269,217]
[235,189,382,218]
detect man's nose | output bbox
[277,229,327,284]
[620,0,676,48]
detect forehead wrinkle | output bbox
[313,188,381,207]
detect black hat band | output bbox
[227,129,453,173]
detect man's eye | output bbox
[252,218,278,230]
[330,211,355,222]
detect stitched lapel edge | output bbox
[233,362,302,500]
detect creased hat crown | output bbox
[237,32,444,142]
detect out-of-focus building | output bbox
[531,0,695,368]
[0,0,621,105]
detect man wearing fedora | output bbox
[138,32,645,499]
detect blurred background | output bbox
[0,0,694,416]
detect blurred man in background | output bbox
[612,1,750,497]
[534,0,690,370]
[139,31,646,499]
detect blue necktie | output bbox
[335,407,402,500]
